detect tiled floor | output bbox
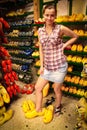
[0,81,79,130]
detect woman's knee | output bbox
[35,77,48,92]
[53,83,62,93]
[54,87,61,95]
[35,84,43,93]
[54,87,58,93]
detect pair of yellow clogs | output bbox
[22,100,54,123]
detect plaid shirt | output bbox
[38,24,67,71]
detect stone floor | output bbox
[0,81,79,130]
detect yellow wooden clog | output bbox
[22,100,35,113]
[25,108,46,119]
[27,100,36,111]
[0,109,13,126]
[22,100,30,113]
[0,106,6,116]
[0,85,10,103]
[25,109,38,118]
[43,105,54,123]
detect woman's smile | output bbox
[43,8,56,25]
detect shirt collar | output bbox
[42,23,56,32]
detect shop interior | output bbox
[0,0,87,130]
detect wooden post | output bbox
[39,0,43,18]
[33,0,40,20]
[68,0,72,15]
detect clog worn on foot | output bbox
[0,109,13,125]
[25,108,46,119]
[43,105,54,123]
[38,108,46,116]
[25,109,38,118]
[0,106,6,116]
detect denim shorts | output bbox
[40,62,68,83]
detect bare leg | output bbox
[35,76,48,112]
[53,82,62,108]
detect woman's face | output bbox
[43,8,56,25]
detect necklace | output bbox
[45,23,55,35]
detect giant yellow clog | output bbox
[25,108,46,119]
[0,84,10,103]
[43,105,54,123]
[0,109,13,125]
[0,106,6,116]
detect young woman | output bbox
[34,4,78,116]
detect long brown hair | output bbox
[43,4,57,16]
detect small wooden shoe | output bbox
[25,84,34,94]
[21,84,34,94]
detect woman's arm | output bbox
[60,25,79,49]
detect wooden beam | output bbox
[33,0,40,20]
[39,0,43,18]
[68,0,72,15]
